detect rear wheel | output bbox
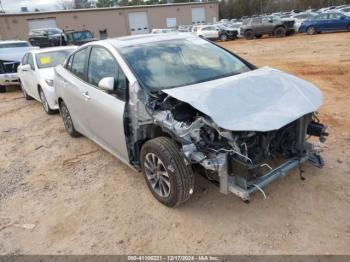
[244,30,254,40]
[0,85,6,93]
[141,137,194,207]
[39,88,55,114]
[347,24,350,31]
[306,26,316,35]
[59,100,81,137]
[274,27,286,37]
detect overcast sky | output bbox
[0,0,83,12]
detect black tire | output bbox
[219,34,228,41]
[59,100,81,137]
[39,88,56,115]
[244,30,254,40]
[274,27,286,37]
[347,24,350,31]
[140,137,194,207]
[0,85,6,93]
[255,34,262,39]
[20,82,32,100]
[306,26,316,35]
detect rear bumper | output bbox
[0,73,19,86]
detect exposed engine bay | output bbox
[142,95,328,201]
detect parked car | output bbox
[28,28,64,47]
[192,25,219,39]
[240,16,295,40]
[18,46,76,114]
[299,12,350,34]
[64,30,97,46]
[0,40,38,93]
[55,34,327,207]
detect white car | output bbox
[0,40,37,93]
[193,25,220,39]
[18,46,76,114]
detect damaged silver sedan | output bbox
[54,34,328,207]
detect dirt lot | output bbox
[0,32,350,255]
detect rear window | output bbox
[0,42,30,48]
[35,49,75,69]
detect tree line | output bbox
[70,0,350,18]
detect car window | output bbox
[329,13,341,19]
[87,47,127,100]
[316,14,329,20]
[22,53,29,65]
[71,48,89,79]
[36,49,75,69]
[252,17,262,24]
[28,54,35,70]
[202,26,216,31]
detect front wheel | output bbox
[59,100,81,137]
[39,88,55,114]
[20,82,32,100]
[244,30,254,40]
[141,137,194,207]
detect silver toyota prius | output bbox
[55,33,328,207]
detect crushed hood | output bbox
[163,67,323,132]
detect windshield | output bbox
[72,31,93,41]
[35,49,75,69]
[0,42,30,48]
[119,38,251,90]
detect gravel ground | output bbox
[0,32,349,255]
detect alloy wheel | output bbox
[144,153,171,198]
[61,103,73,133]
[39,89,49,113]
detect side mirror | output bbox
[98,77,114,92]
[21,64,31,71]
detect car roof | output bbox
[106,33,198,48]
[30,46,77,54]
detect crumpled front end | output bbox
[149,98,328,201]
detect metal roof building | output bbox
[0,2,219,40]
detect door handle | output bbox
[82,91,91,100]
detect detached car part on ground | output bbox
[0,41,38,93]
[241,16,295,40]
[55,34,327,207]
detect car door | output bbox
[60,47,91,135]
[202,26,219,38]
[23,53,39,99]
[328,13,347,30]
[81,46,129,162]
[314,13,330,31]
